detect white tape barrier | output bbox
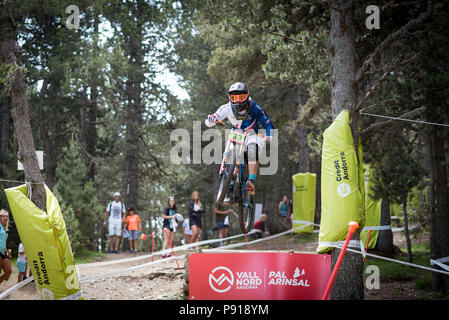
[331,245,449,277]
[318,240,362,250]
[292,220,319,226]
[363,225,392,231]
[79,226,307,285]
[78,229,259,268]
[59,291,84,300]
[205,223,314,252]
[77,230,260,283]
[391,226,421,233]
[430,256,449,272]
[80,255,181,283]
[292,220,320,233]
[0,276,34,300]
[80,230,261,283]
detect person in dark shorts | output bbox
[215,203,231,247]
[162,197,177,258]
[189,191,204,245]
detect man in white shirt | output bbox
[104,192,126,254]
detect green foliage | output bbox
[59,201,82,252]
[369,128,425,205]
[54,137,102,249]
[408,184,430,227]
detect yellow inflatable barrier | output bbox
[292,173,316,233]
[317,110,365,253]
[4,184,83,300]
[360,164,382,249]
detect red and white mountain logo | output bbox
[208,266,234,293]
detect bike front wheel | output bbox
[216,152,236,204]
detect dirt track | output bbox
[2,252,186,300]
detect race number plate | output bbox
[229,131,246,145]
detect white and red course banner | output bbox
[189,252,331,300]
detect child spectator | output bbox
[124,207,142,254]
[279,196,289,225]
[254,213,267,238]
[17,243,27,283]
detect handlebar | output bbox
[215,120,237,129]
[215,120,268,141]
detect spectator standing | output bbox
[182,218,192,244]
[0,209,12,284]
[17,243,28,283]
[288,198,293,228]
[214,203,231,247]
[162,197,177,258]
[279,196,289,225]
[189,191,204,245]
[104,192,126,254]
[124,207,142,254]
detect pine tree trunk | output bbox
[0,0,46,210]
[123,1,145,210]
[329,0,364,300]
[401,195,413,263]
[85,14,100,182]
[427,126,449,294]
[0,97,10,168]
[444,138,449,184]
[376,198,394,254]
[86,88,98,181]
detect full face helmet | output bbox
[228,82,250,120]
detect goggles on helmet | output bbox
[229,92,249,103]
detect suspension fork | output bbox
[219,138,234,175]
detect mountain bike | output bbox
[215,120,267,234]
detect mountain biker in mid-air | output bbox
[205,82,274,198]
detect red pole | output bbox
[164,228,181,272]
[363,229,372,264]
[244,222,250,250]
[245,233,250,250]
[151,232,155,262]
[321,221,359,300]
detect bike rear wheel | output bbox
[238,192,255,234]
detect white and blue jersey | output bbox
[205,99,274,140]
